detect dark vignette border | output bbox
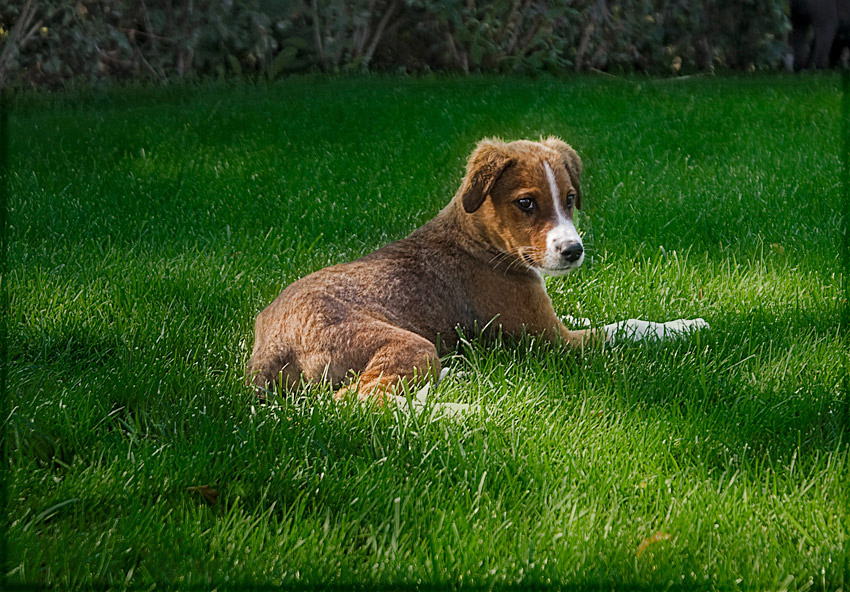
[843,69,850,452]
[1,86,10,592]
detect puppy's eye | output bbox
[565,194,576,209]
[515,197,536,213]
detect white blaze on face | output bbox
[542,161,583,275]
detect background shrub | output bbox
[1,0,790,87]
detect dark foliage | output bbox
[0,0,789,87]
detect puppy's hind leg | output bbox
[246,306,305,396]
[246,349,302,396]
[342,328,441,403]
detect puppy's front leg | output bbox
[603,318,709,342]
[558,315,708,344]
[557,323,606,348]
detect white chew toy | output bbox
[390,367,480,420]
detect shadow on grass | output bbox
[610,303,848,474]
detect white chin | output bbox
[539,251,584,276]
[539,265,579,277]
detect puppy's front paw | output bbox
[603,319,655,341]
[604,318,709,342]
[663,318,709,335]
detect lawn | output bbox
[6,74,849,589]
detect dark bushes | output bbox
[1,0,789,87]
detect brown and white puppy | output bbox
[247,137,704,401]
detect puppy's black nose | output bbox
[559,242,584,263]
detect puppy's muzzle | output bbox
[541,236,585,276]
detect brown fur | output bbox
[247,137,598,401]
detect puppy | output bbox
[248,137,706,400]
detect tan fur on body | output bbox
[247,137,597,400]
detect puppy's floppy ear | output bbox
[542,136,583,209]
[460,139,514,213]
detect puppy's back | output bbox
[247,230,474,390]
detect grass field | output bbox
[6,74,850,589]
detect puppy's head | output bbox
[458,137,584,276]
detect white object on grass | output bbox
[389,367,480,420]
[389,393,480,420]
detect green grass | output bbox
[6,74,849,589]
